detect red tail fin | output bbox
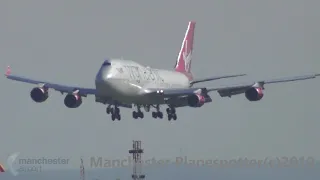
[0,163,5,172]
[174,21,196,80]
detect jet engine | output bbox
[187,94,205,107]
[245,87,264,101]
[30,87,48,103]
[64,94,82,108]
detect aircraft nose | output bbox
[102,59,111,67]
[95,59,113,82]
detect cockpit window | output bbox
[102,60,111,66]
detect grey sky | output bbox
[1,0,319,169]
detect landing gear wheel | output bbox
[115,107,120,114]
[132,111,144,119]
[151,104,163,119]
[139,111,144,118]
[109,106,121,121]
[152,112,157,118]
[172,114,177,120]
[166,106,177,121]
[157,112,163,119]
[106,107,111,114]
[133,111,138,119]
[166,107,175,114]
[152,111,163,119]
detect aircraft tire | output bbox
[132,111,138,119]
[172,114,177,120]
[111,114,115,121]
[115,107,120,114]
[152,112,157,118]
[117,114,121,121]
[140,112,144,119]
[157,112,163,119]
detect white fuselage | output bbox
[95,59,190,104]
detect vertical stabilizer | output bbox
[174,21,196,80]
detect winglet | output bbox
[5,66,11,76]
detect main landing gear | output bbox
[106,105,121,121]
[132,105,144,119]
[166,106,177,121]
[152,105,163,119]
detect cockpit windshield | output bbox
[102,59,111,66]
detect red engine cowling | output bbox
[64,94,82,108]
[30,87,49,103]
[187,94,205,107]
[245,87,264,101]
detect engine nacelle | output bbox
[187,94,205,107]
[64,94,82,108]
[245,87,264,101]
[30,87,49,103]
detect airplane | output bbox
[4,21,320,121]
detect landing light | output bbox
[107,74,113,78]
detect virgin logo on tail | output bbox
[182,40,192,73]
[174,21,195,80]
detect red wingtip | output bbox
[5,66,11,76]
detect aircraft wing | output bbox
[190,73,246,85]
[207,73,320,97]
[144,73,320,98]
[4,66,96,96]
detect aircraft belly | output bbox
[96,79,145,104]
[95,78,190,105]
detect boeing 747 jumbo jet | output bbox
[5,21,320,121]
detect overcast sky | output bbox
[0,0,319,169]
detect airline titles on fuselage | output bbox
[122,65,176,88]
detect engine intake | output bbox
[64,94,82,108]
[187,94,205,107]
[245,87,264,101]
[30,87,48,103]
